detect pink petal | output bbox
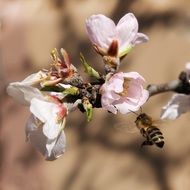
[115,100,140,114]
[116,13,138,50]
[101,91,120,114]
[103,104,118,114]
[123,72,145,81]
[127,80,142,101]
[161,94,190,120]
[132,33,149,45]
[107,72,124,93]
[137,89,149,105]
[103,91,120,101]
[86,14,116,50]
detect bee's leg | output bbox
[141,140,153,148]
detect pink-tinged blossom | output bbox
[28,97,67,160]
[7,71,77,160]
[101,72,149,114]
[86,13,148,58]
[161,63,190,120]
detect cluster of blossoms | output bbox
[7,13,150,160]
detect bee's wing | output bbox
[113,122,138,134]
[153,119,163,125]
[153,119,168,129]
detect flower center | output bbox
[119,78,131,97]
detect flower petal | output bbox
[26,115,47,156]
[7,71,46,105]
[185,62,190,81]
[161,94,190,120]
[30,98,63,139]
[186,62,190,71]
[42,119,63,140]
[107,72,124,93]
[7,84,43,105]
[30,98,58,122]
[46,131,66,161]
[100,71,148,114]
[26,115,66,160]
[103,104,118,114]
[137,89,149,105]
[86,14,116,50]
[131,32,149,45]
[123,72,145,81]
[22,71,47,86]
[115,100,140,114]
[117,13,138,50]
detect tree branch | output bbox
[147,80,180,97]
[147,72,190,97]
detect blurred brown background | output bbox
[1,0,190,190]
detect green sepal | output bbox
[119,45,133,58]
[63,86,79,96]
[82,98,93,122]
[80,53,100,79]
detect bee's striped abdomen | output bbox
[147,126,164,148]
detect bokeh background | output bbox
[1,0,190,190]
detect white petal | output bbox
[26,115,49,157]
[117,13,138,50]
[30,98,65,139]
[66,99,82,112]
[26,115,66,160]
[161,94,190,120]
[86,14,116,50]
[30,98,59,123]
[7,83,43,105]
[58,84,72,89]
[22,71,47,86]
[185,62,190,71]
[185,62,190,80]
[49,92,66,100]
[43,119,64,140]
[131,33,149,45]
[46,132,66,161]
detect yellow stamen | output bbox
[119,78,131,97]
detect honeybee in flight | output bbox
[115,111,165,148]
[135,113,164,148]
